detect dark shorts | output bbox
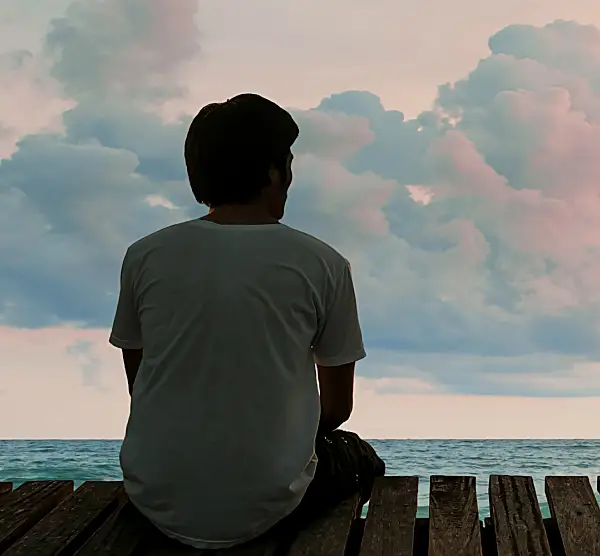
[271,429,386,535]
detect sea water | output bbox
[2,439,600,518]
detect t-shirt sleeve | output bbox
[313,259,366,367]
[109,248,143,350]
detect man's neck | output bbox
[201,204,278,225]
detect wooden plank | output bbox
[286,493,361,556]
[0,480,73,553]
[489,475,551,556]
[75,499,149,555]
[3,481,124,555]
[0,483,12,505]
[429,476,482,556]
[358,476,418,556]
[545,476,600,556]
[0,483,12,497]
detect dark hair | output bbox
[184,93,300,207]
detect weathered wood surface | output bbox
[429,476,482,556]
[4,481,123,556]
[0,485,12,506]
[286,493,361,556]
[0,476,599,554]
[75,499,148,555]
[545,476,600,556]
[359,476,418,556]
[489,475,551,556]
[0,481,73,553]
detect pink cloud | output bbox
[0,51,73,157]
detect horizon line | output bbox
[2,437,599,441]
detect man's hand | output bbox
[122,348,143,395]
[317,361,355,435]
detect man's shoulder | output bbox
[279,225,348,268]
[125,221,192,259]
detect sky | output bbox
[3,0,600,439]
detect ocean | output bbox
[2,439,600,518]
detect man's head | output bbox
[184,93,299,220]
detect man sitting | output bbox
[109,93,385,550]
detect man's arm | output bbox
[313,259,365,435]
[122,348,143,396]
[109,248,144,395]
[317,361,355,435]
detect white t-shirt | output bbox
[109,219,366,549]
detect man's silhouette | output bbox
[110,93,384,550]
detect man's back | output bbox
[110,219,366,549]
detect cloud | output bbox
[361,349,600,398]
[488,20,600,80]
[0,49,73,157]
[292,109,374,159]
[4,14,600,395]
[66,339,104,388]
[44,0,200,101]
[0,127,186,328]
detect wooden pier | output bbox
[1,475,600,555]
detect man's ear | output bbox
[267,164,280,186]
